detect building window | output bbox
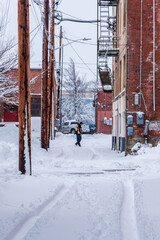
[31,97,41,116]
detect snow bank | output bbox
[134,178,160,240]
[0,175,64,240]
[0,118,160,239]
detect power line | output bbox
[62,35,96,46]
[31,0,43,35]
[60,11,97,26]
[1,0,11,45]
[55,15,100,24]
[65,39,96,78]
[30,24,42,44]
[31,60,97,66]
[9,23,42,50]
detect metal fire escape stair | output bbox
[97,0,119,92]
[99,0,119,7]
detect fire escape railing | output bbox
[97,0,119,93]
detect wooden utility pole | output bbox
[47,0,55,143]
[18,0,31,175]
[41,0,49,150]
[56,26,62,120]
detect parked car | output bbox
[82,123,90,134]
[89,124,96,135]
[61,120,91,134]
[61,120,78,134]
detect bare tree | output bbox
[0,12,18,107]
[62,58,89,120]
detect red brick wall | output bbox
[127,0,160,145]
[95,91,112,134]
[0,69,42,122]
[7,68,42,95]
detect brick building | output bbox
[94,91,112,134]
[112,0,160,153]
[0,68,41,122]
[98,0,160,153]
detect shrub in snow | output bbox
[131,142,142,155]
[131,142,153,155]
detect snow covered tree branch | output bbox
[0,13,18,106]
[62,58,95,123]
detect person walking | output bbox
[75,122,83,147]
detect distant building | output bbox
[94,91,112,134]
[0,69,95,124]
[0,68,41,122]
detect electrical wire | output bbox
[59,10,97,26]
[55,15,100,24]
[31,0,43,35]
[1,0,11,46]
[65,39,96,78]
[31,60,97,66]
[30,24,42,44]
[9,23,42,50]
[62,35,96,46]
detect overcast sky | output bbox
[0,0,97,83]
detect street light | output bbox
[55,37,92,130]
[54,37,92,51]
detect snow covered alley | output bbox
[0,118,160,240]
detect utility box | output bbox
[104,117,107,125]
[136,111,144,125]
[127,115,133,125]
[128,127,133,136]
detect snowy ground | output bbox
[0,117,160,240]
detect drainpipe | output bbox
[153,0,155,111]
[139,0,143,111]
[100,104,102,133]
[125,0,128,156]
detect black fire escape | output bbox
[97,0,119,92]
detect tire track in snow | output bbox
[5,183,73,240]
[77,179,123,240]
[120,181,139,240]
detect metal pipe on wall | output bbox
[153,0,156,111]
[125,0,128,156]
[139,0,143,111]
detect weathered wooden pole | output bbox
[47,0,55,143]
[53,78,57,138]
[18,0,31,175]
[56,26,62,120]
[41,0,49,150]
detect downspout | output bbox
[125,0,128,156]
[100,104,102,133]
[96,0,99,133]
[153,0,155,111]
[97,0,99,88]
[139,0,143,111]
